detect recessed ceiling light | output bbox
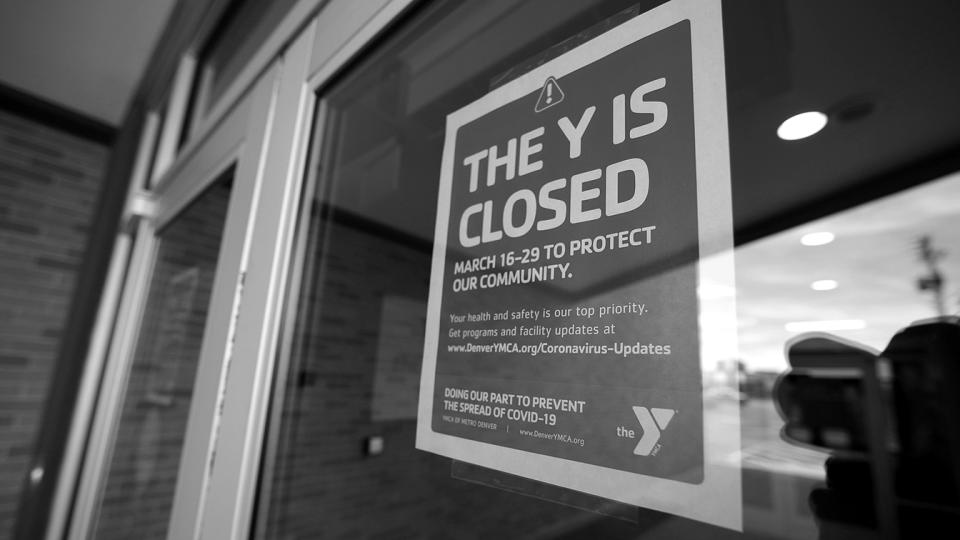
[801,231,835,246]
[811,279,838,291]
[785,319,866,332]
[777,111,828,140]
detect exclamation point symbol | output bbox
[535,76,565,113]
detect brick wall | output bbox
[0,109,109,539]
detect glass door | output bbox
[68,63,280,540]
[92,172,232,540]
[254,1,960,539]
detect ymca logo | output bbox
[632,406,676,456]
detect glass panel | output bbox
[258,0,960,538]
[737,175,960,369]
[184,0,299,142]
[734,172,960,539]
[92,173,232,539]
[200,0,295,106]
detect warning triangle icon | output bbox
[535,77,565,113]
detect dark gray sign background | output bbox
[432,21,703,483]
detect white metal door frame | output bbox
[46,109,161,540]
[189,2,420,539]
[188,21,318,540]
[65,59,282,540]
[63,1,420,539]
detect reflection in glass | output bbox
[736,174,960,372]
[186,0,299,140]
[255,0,960,538]
[736,174,960,538]
[92,175,232,539]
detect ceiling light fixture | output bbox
[811,279,838,291]
[777,111,828,140]
[801,231,835,246]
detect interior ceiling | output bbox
[0,0,177,126]
[724,0,960,240]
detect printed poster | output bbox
[416,0,741,530]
